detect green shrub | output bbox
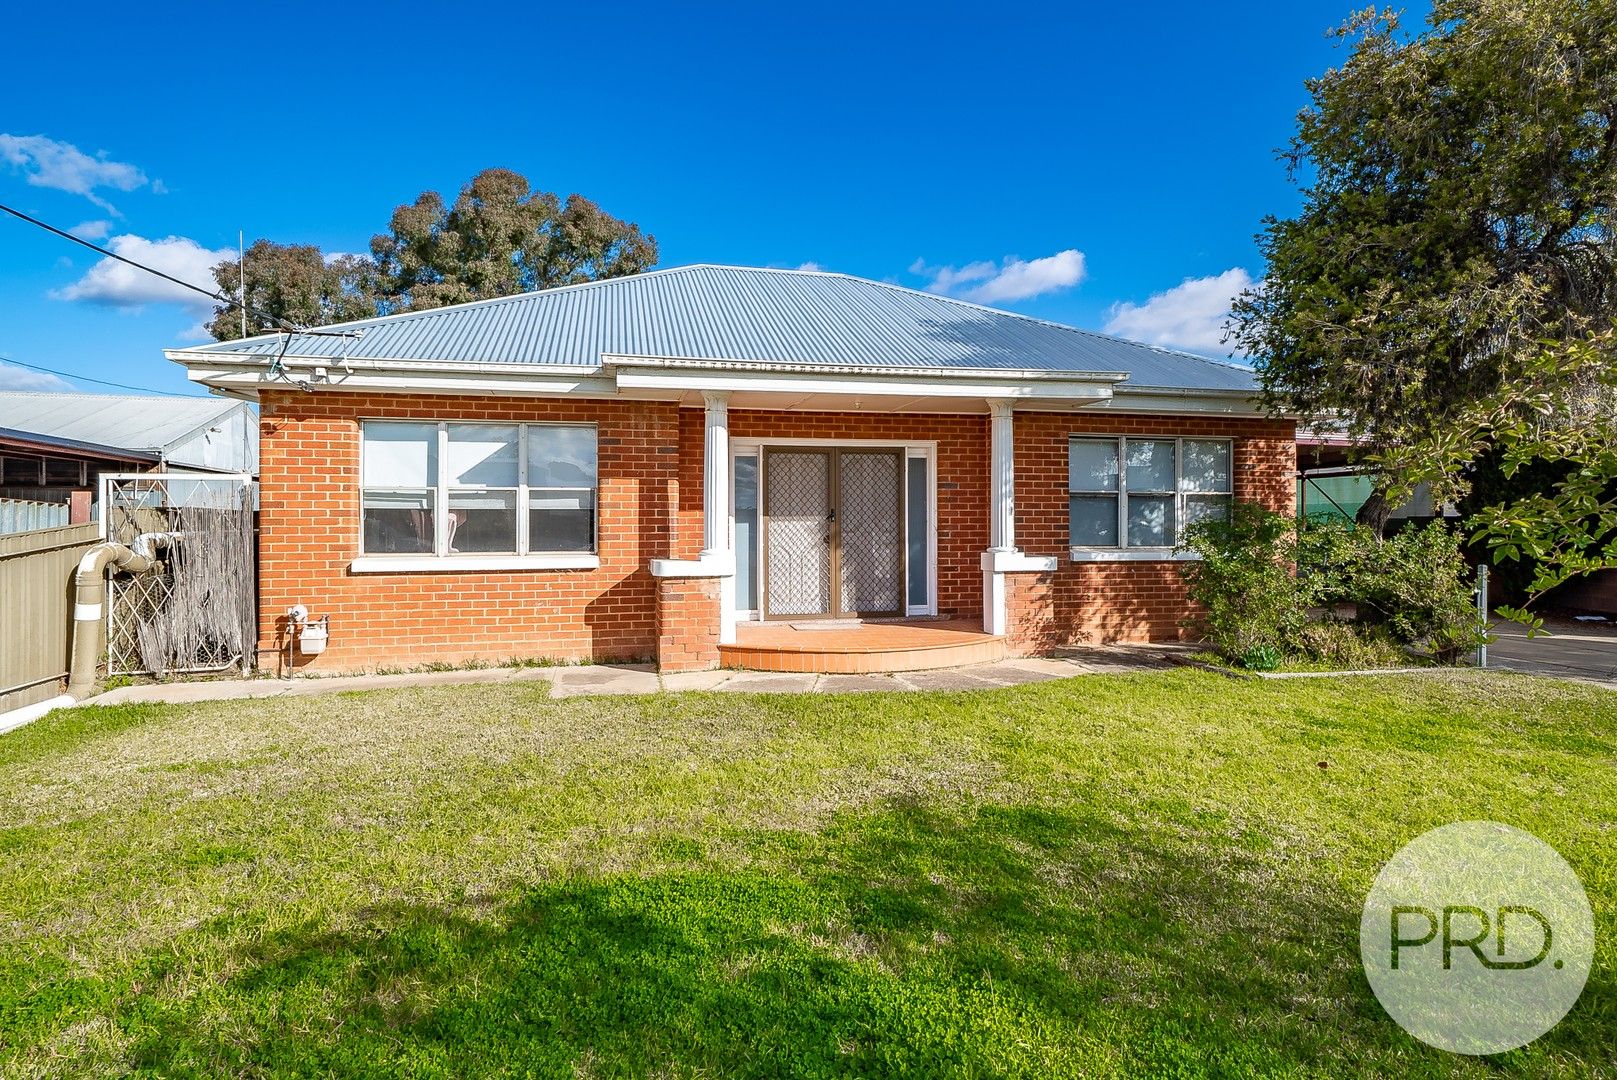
[1179,505,1485,668]
[1178,502,1315,665]
[1350,523,1488,661]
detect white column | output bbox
[988,399,1016,553]
[700,390,738,645]
[700,390,730,560]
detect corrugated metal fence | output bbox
[0,523,98,714]
[0,498,71,536]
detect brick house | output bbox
[167,266,1294,675]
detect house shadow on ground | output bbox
[114,800,1605,1078]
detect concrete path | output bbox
[86,647,1176,708]
[1486,617,1617,689]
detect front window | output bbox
[1068,436,1232,549]
[362,421,597,557]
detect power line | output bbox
[0,202,361,340]
[0,354,180,396]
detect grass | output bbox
[0,669,1611,1077]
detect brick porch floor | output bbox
[718,618,1007,673]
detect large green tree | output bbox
[1232,0,1617,614]
[1232,0,1617,533]
[370,169,658,312]
[206,242,379,340]
[208,169,657,339]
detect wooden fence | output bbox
[0,523,99,715]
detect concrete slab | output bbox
[659,670,736,692]
[546,666,660,698]
[899,668,1004,692]
[713,672,820,693]
[816,673,911,693]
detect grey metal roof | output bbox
[0,392,243,456]
[175,264,1256,393]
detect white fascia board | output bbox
[177,364,619,399]
[614,366,1115,402]
[1092,388,1269,416]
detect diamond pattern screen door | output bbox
[763,448,905,620]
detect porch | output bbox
[717,617,1007,674]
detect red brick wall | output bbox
[725,409,990,619]
[256,391,678,671]
[255,392,1293,672]
[656,577,722,671]
[1006,412,1297,649]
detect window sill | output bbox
[1069,548,1202,563]
[349,554,600,573]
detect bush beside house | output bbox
[1178,503,1485,670]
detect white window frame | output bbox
[352,420,600,573]
[1067,435,1232,561]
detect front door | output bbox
[762,448,905,619]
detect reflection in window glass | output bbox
[1125,440,1176,492]
[446,425,518,486]
[734,456,759,611]
[529,489,595,552]
[906,456,928,608]
[1069,438,1119,492]
[1069,495,1119,546]
[449,489,517,553]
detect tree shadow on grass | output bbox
[111,801,1604,1078]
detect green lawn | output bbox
[0,670,1611,1078]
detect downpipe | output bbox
[64,533,177,700]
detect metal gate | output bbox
[101,473,257,677]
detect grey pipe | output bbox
[65,534,174,699]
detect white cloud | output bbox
[0,134,148,213]
[51,233,232,315]
[911,249,1087,304]
[796,261,825,272]
[1103,268,1256,356]
[70,219,113,240]
[0,361,73,392]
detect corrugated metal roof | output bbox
[176,264,1256,393]
[0,392,242,456]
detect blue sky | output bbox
[1,1,1429,397]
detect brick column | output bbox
[655,576,722,672]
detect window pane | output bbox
[734,456,759,611]
[1182,440,1231,493]
[1184,494,1232,531]
[447,424,518,487]
[1127,495,1175,546]
[528,426,597,487]
[448,489,517,553]
[362,488,435,553]
[1069,438,1119,492]
[363,423,438,487]
[1125,440,1176,492]
[530,489,595,552]
[906,456,928,607]
[1069,495,1118,546]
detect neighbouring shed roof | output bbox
[0,391,244,459]
[174,264,1257,394]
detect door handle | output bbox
[827,510,836,522]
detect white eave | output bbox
[164,348,1268,416]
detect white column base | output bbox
[980,549,1058,636]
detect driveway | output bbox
[1487,616,1617,688]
